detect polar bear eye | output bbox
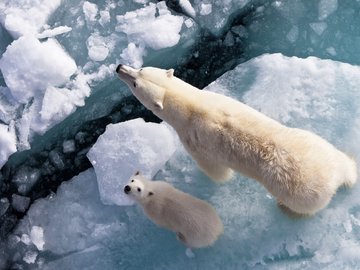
[133,82,137,88]
[131,180,134,183]
[137,188,141,192]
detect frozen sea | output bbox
[1,0,360,269]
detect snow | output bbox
[87,118,179,205]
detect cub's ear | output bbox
[154,101,163,110]
[148,192,154,196]
[135,171,140,176]
[166,69,174,78]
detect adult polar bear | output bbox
[116,64,357,216]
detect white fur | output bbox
[117,65,358,215]
[124,173,223,248]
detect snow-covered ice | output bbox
[87,118,179,205]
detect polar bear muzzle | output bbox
[124,185,131,194]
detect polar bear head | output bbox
[124,171,154,203]
[116,64,174,112]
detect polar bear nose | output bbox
[116,64,122,73]
[124,185,131,194]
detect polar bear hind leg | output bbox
[341,156,357,188]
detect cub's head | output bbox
[116,64,174,112]
[124,171,154,203]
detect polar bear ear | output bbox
[166,69,174,78]
[154,101,163,110]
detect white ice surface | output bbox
[87,118,179,205]
[207,53,360,150]
[14,169,127,258]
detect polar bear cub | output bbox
[116,64,357,216]
[124,172,223,248]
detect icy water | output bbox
[1,0,360,269]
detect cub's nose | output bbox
[124,185,131,194]
[116,64,122,73]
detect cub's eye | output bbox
[137,188,141,192]
[131,180,134,183]
[133,82,137,88]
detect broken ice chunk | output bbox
[30,226,45,251]
[179,0,196,18]
[12,166,40,194]
[0,198,9,216]
[83,1,98,24]
[11,194,30,213]
[0,123,16,168]
[87,118,179,206]
[116,2,184,51]
[23,250,38,264]
[62,140,76,154]
[21,234,31,245]
[318,0,338,20]
[0,0,62,38]
[37,26,72,39]
[0,36,77,103]
[49,151,65,170]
